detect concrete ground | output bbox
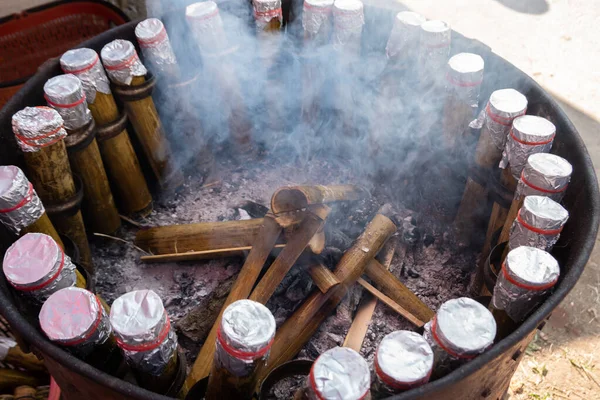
[2,0,599,398]
[399,0,600,398]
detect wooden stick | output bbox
[0,369,47,393]
[3,345,45,373]
[13,385,37,399]
[23,140,93,272]
[141,244,287,263]
[308,262,340,293]
[186,214,282,386]
[364,258,434,323]
[249,206,330,304]
[65,121,121,235]
[134,218,267,255]
[90,91,153,217]
[259,209,397,380]
[271,185,367,216]
[342,239,397,351]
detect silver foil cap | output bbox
[484,89,528,151]
[433,297,496,357]
[186,2,228,57]
[253,0,283,31]
[311,347,370,400]
[506,246,560,287]
[303,0,334,36]
[39,287,107,345]
[517,153,572,201]
[219,299,276,356]
[60,48,112,104]
[509,196,568,252]
[332,0,364,50]
[135,18,178,78]
[418,20,451,78]
[386,11,426,59]
[12,106,67,153]
[44,74,92,131]
[101,40,148,85]
[0,166,45,234]
[3,233,76,301]
[500,115,556,178]
[376,331,433,389]
[446,53,484,107]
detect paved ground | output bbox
[400,0,600,398]
[2,0,599,398]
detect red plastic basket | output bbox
[0,0,129,109]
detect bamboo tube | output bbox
[14,385,37,399]
[186,214,282,386]
[12,107,93,271]
[141,244,286,263]
[249,206,329,304]
[44,74,121,235]
[271,184,367,215]
[102,39,184,191]
[259,208,397,378]
[0,338,45,373]
[308,262,340,293]
[0,370,46,393]
[454,89,528,241]
[0,165,63,247]
[342,239,396,351]
[479,116,556,273]
[60,48,153,217]
[364,258,434,323]
[135,218,267,254]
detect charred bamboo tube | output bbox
[442,53,484,152]
[271,184,367,215]
[135,218,267,254]
[0,370,47,393]
[0,165,62,247]
[186,2,253,152]
[102,39,184,191]
[342,239,396,351]
[454,89,528,241]
[260,208,397,378]
[364,259,434,323]
[0,338,45,373]
[140,244,286,263]
[12,106,93,271]
[249,206,329,304]
[14,385,37,399]
[186,214,282,386]
[60,48,153,217]
[44,74,121,235]
[497,153,572,248]
[480,116,556,272]
[308,262,340,293]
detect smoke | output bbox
[142,0,483,219]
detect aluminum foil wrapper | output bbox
[101,40,148,86]
[500,115,556,179]
[3,233,76,305]
[375,331,433,394]
[0,166,45,234]
[253,0,283,31]
[308,347,370,400]
[110,290,177,376]
[39,287,112,358]
[186,2,229,57]
[215,300,276,377]
[12,107,67,153]
[386,11,426,60]
[446,52,484,108]
[332,0,364,51]
[303,0,334,36]
[135,18,178,78]
[482,89,528,151]
[60,48,111,104]
[44,74,92,131]
[516,153,572,202]
[509,195,569,252]
[424,297,496,375]
[492,246,560,322]
[0,337,16,361]
[418,20,451,82]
